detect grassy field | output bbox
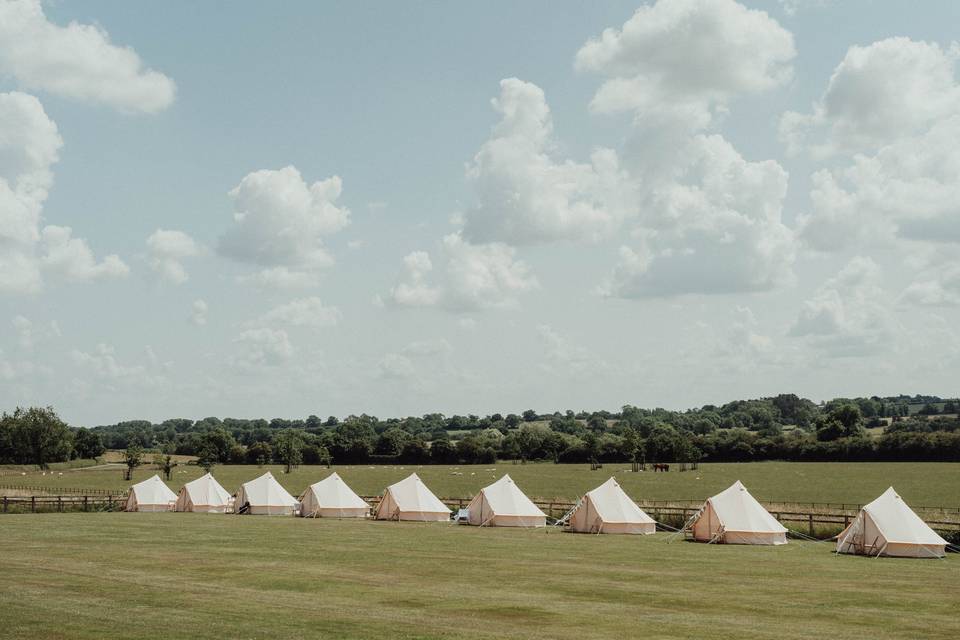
[0,514,955,640]
[4,462,960,507]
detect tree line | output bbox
[2,394,959,469]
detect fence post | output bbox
[58,496,63,512]
[808,513,814,537]
[31,496,36,513]
[83,495,89,512]
[2,496,6,513]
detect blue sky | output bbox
[2,0,960,425]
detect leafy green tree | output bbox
[429,438,457,463]
[273,429,305,473]
[196,446,217,474]
[73,427,105,460]
[197,427,236,463]
[0,406,73,468]
[246,441,272,465]
[123,445,144,481]
[816,404,865,442]
[153,453,177,480]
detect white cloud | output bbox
[146,229,202,284]
[782,38,960,250]
[39,225,129,283]
[714,306,776,369]
[537,324,602,377]
[232,327,294,370]
[900,251,960,307]
[0,0,175,113]
[377,352,416,379]
[781,38,960,156]
[600,134,795,297]
[0,92,128,292]
[575,0,795,128]
[251,297,341,328]
[10,315,60,349]
[462,78,633,245]
[377,339,453,381]
[0,91,60,293]
[70,343,146,379]
[789,257,894,356]
[189,299,208,326]
[387,233,538,312]
[218,166,350,286]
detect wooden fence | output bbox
[0,483,116,496]
[3,492,958,538]
[1,494,126,513]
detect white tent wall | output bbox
[689,481,787,545]
[568,478,656,535]
[175,473,232,513]
[299,473,369,518]
[836,487,947,558]
[234,472,299,516]
[125,475,177,512]
[373,473,450,521]
[465,475,546,527]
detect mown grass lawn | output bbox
[0,514,956,639]
[7,462,960,507]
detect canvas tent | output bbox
[689,480,787,545]
[299,472,370,518]
[466,474,546,527]
[569,477,656,534]
[234,472,299,516]
[836,487,947,558]
[125,475,177,512]
[175,473,233,513]
[374,473,450,521]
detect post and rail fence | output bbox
[2,489,958,538]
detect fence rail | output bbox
[1,495,126,513]
[4,491,958,536]
[0,483,116,496]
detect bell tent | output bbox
[175,473,232,513]
[836,487,947,558]
[374,473,450,521]
[300,472,370,518]
[125,475,177,512]
[234,472,299,516]
[569,477,656,534]
[466,474,546,527]
[689,480,787,545]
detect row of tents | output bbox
[126,472,950,558]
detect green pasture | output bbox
[4,462,960,507]
[0,514,956,640]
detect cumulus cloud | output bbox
[232,327,294,370]
[387,233,538,312]
[781,38,960,156]
[575,0,795,128]
[599,134,795,297]
[146,229,202,284]
[537,324,603,377]
[11,315,60,349]
[784,38,960,251]
[462,78,634,245]
[0,92,128,292]
[250,297,341,328]
[218,166,350,286]
[0,0,175,113]
[789,257,893,356]
[70,343,147,380]
[713,306,777,370]
[189,299,208,326]
[377,339,454,380]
